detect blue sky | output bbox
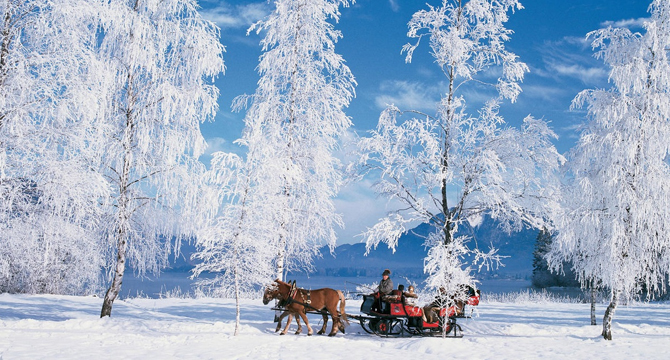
[197,0,651,244]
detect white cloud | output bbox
[548,63,607,83]
[199,2,270,30]
[374,80,440,112]
[203,137,229,155]
[535,37,609,85]
[388,0,400,12]
[601,17,648,29]
[200,137,247,168]
[519,84,568,102]
[334,178,398,244]
[561,36,591,48]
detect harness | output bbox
[280,280,321,313]
[277,280,297,308]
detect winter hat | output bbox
[382,269,391,276]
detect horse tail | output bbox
[337,290,349,326]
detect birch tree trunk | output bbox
[276,236,286,282]
[101,103,134,318]
[274,239,285,322]
[100,231,127,317]
[100,173,132,317]
[602,290,618,340]
[590,284,597,326]
[234,264,240,336]
[100,207,130,316]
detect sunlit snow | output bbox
[1,294,668,359]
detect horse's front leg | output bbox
[280,312,294,335]
[276,310,290,332]
[298,310,312,336]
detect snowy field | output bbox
[1,294,670,359]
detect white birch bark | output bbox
[96,0,224,317]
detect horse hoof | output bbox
[308,333,313,336]
[328,333,336,337]
[317,330,325,335]
[280,332,286,336]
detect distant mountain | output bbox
[165,216,539,281]
[303,216,538,280]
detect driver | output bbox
[373,269,393,313]
[377,269,393,295]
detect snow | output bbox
[1,293,669,359]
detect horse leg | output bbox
[317,313,328,335]
[276,310,290,332]
[280,312,294,335]
[326,305,340,336]
[294,313,303,335]
[298,311,312,336]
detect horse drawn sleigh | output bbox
[352,286,480,338]
[263,279,480,338]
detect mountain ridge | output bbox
[302,216,538,280]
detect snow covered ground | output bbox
[1,293,670,359]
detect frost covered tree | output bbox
[547,0,670,340]
[191,153,276,335]
[0,0,110,294]
[229,0,356,280]
[355,0,563,308]
[95,0,224,317]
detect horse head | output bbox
[263,282,281,305]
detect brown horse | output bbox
[263,279,348,336]
[265,284,307,335]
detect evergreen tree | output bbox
[532,228,578,288]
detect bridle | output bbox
[264,284,283,304]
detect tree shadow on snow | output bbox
[0,294,101,321]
